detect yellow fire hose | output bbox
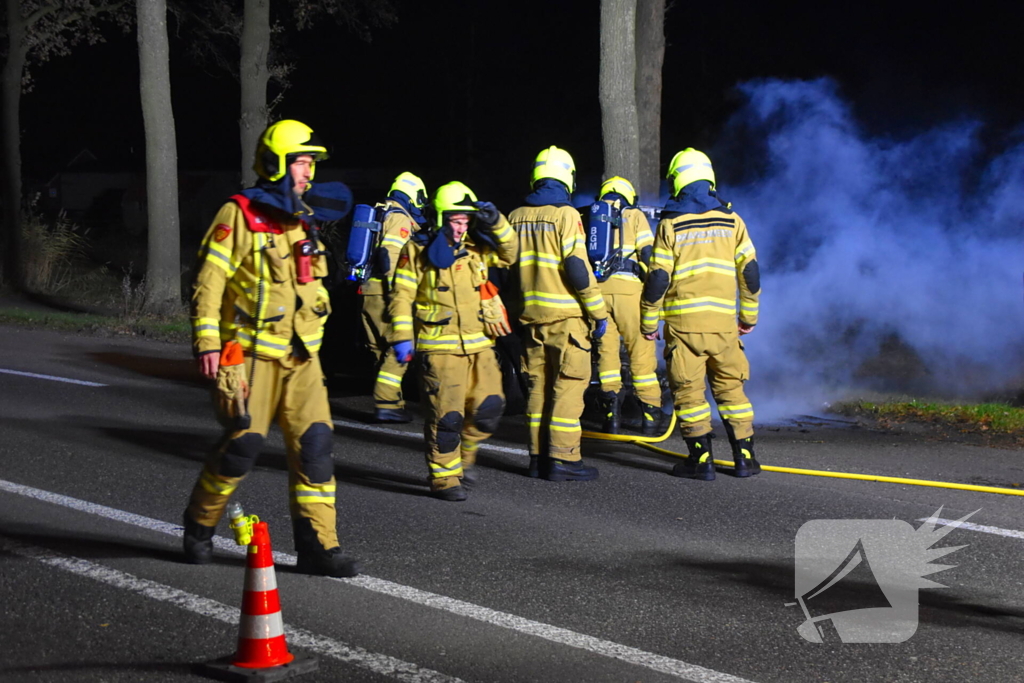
[581,412,679,444]
[583,414,1024,497]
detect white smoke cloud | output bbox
[720,78,1024,419]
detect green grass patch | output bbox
[852,400,1024,434]
[0,306,190,343]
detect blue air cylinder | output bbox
[587,201,615,266]
[346,204,382,281]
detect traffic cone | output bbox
[198,520,318,682]
[233,520,293,668]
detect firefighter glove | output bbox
[480,281,511,337]
[593,318,609,340]
[471,201,500,226]
[216,363,250,425]
[394,340,415,365]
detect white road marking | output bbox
[333,418,529,456]
[918,517,1024,540]
[0,536,463,683]
[0,478,756,683]
[0,367,107,387]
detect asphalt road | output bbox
[1,325,1022,683]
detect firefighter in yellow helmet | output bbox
[510,146,609,481]
[388,181,518,500]
[590,176,661,435]
[360,172,428,423]
[183,120,361,575]
[641,148,762,480]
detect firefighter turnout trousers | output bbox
[663,326,754,439]
[186,353,339,549]
[361,293,409,410]
[523,317,592,461]
[421,350,505,491]
[596,290,660,405]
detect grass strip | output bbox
[852,400,1024,434]
[0,307,189,343]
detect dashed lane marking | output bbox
[918,517,1024,540]
[333,418,529,456]
[0,478,757,683]
[0,367,107,387]
[0,536,464,683]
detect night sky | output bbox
[20,0,1024,208]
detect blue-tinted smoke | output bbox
[720,78,1024,418]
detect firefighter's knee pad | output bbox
[564,255,591,291]
[473,395,504,434]
[220,432,264,478]
[436,411,463,453]
[299,422,335,484]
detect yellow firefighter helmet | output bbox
[666,148,715,196]
[253,120,329,183]
[532,146,576,192]
[390,172,428,208]
[599,176,637,206]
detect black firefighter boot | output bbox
[375,407,413,423]
[599,391,621,434]
[293,517,362,578]
[730,435,762,478]
[183,514,215,565]
[641,403,663,436]
[544,458,600,482]
[671,434,716,481]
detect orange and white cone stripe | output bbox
[232,520,294,669]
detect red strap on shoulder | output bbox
[230,194,284,234]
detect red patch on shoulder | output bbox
[400,228,409,238]
[576,220,585,235]
[214,224,232,242]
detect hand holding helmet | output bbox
[471,201,500,227]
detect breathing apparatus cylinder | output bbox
[346,203,382,282]
[587,200,619,282]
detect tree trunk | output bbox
[0,0,26,289]
[239,0,270,188]
[599,0,640,187]
[635,0,665,205]
[137,0,181,314]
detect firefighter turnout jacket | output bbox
[388,215,518,354]
[361,199,419,296]
[192,196,331,360]
[511,204,608,324]
[641,207,759,334]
